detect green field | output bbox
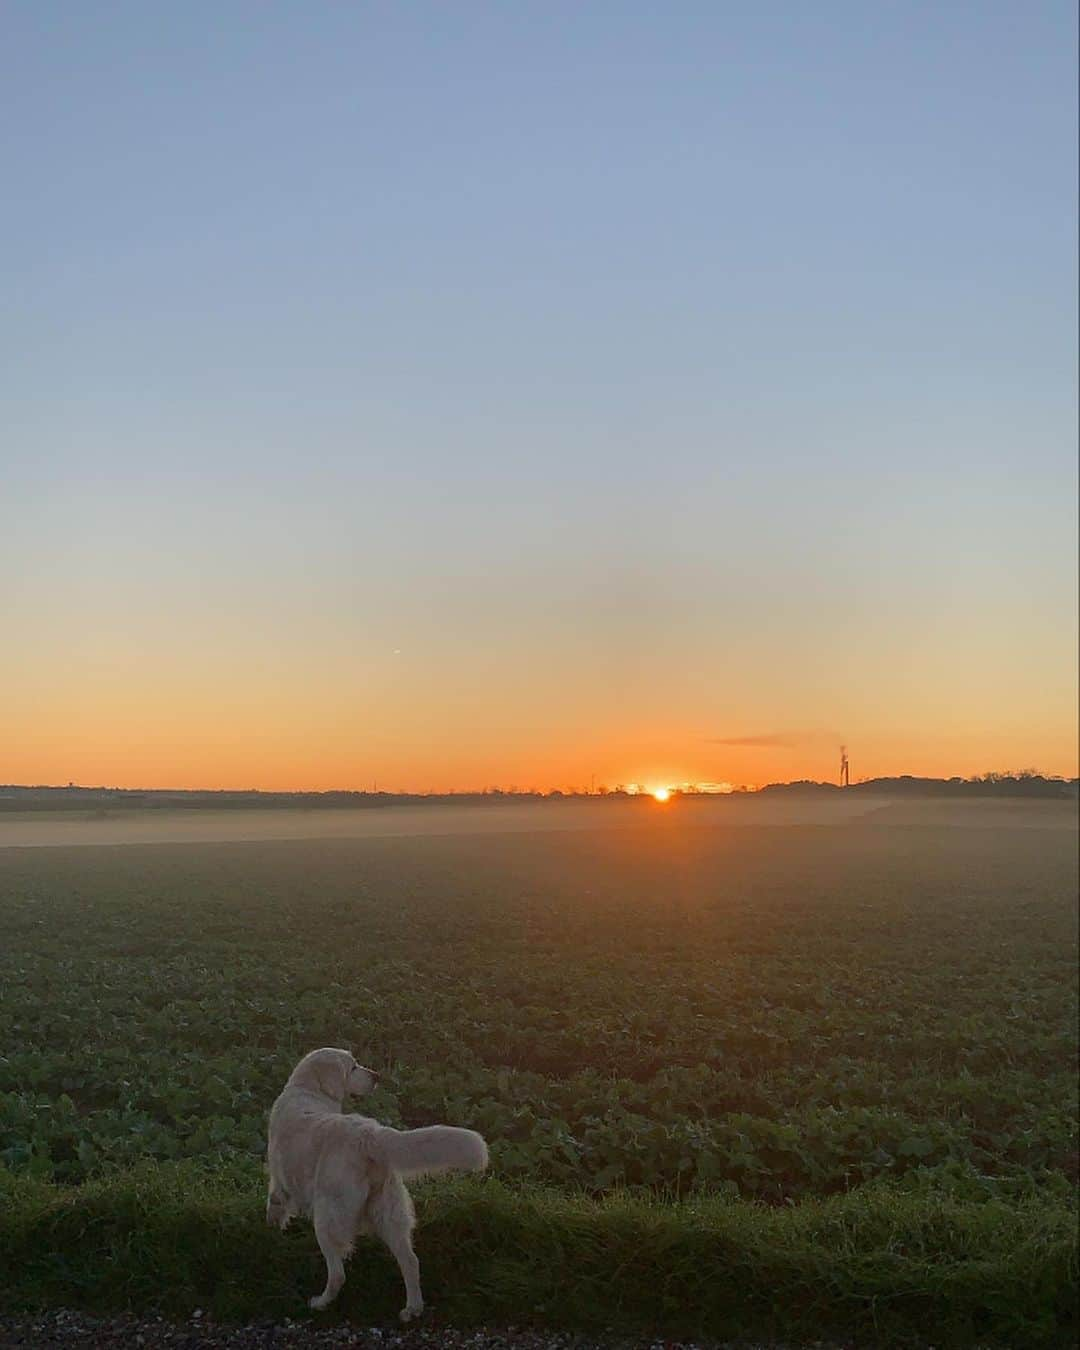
[1,808,1077,1344]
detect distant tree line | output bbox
[759,772,1078,799]
[0,772,1076,813]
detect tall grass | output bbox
[1,1164,1074,1346]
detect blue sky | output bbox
[3,2,1077,789]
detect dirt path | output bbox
[0,1309,831,1350]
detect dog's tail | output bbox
[374,1124,489,1178]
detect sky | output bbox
[3,2,1077,793]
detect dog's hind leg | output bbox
[384,1225,422,1323]
[308,1154,368,1311]
[370,1177,423,1322]
[310,1203,353,1310]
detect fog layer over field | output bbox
[0,793,1075,848]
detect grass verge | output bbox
[0,1164,1075,1347]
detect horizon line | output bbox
[3,770,1077,800]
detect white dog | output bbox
[266,1047,488,1320]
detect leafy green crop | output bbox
[1,820,1075,1207]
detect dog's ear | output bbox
[312,1051,349,1101]
[292,1048,350,1100]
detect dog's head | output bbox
[287,1047,380,1103]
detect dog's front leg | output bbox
[266,1188,294,1230]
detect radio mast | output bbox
[839,745,850,787]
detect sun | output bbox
[652,787,671,802]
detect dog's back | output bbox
[271,1090,485,1206]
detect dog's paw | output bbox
[399,1302,424,1323]
[309,1294,334,1311]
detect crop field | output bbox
[1,807,1077,1344]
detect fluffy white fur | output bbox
[266,1047,488,1320]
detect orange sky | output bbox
[4,7,1076,795]
[4,516,1076,792]
[5,636,1076,791]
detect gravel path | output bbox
[0,1311,854,1350]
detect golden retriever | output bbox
[266,1047,488,1319]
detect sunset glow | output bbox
[1,6,1075,796]
[652,788,671,803]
